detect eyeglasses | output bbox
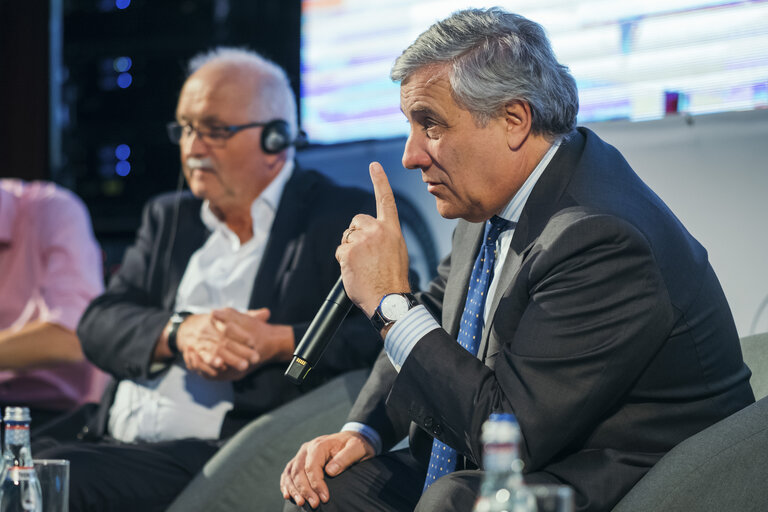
[166,121,268,147]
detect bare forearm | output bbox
[0,321,85,370]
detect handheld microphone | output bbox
[285,276,352,384]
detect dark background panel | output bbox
[0,0,51,183]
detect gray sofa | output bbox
[612,331,768,512]
[168,332,768,511]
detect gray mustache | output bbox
[186,157,214,169]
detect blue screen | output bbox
[301,0,768,144]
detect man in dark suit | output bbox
[280,8,754,512]
[34,47,380,511]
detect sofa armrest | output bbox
[741,332,768,400]
[611,396,768,512]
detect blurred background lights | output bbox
[115,144,131,160]
[115,0,131,10]
[115,160,131,176]
[113,57,132,73]
[116,72,132,89]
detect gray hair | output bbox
[187,47,298,140]
[391,7,578,138]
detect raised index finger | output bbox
[369,161,399,226]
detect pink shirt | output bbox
[0,180,106,410]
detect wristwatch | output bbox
[370,293,418,332]
[167,312,192,355]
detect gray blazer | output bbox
[348,128,754,512]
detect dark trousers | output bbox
[283,449,483,512]
[31,405,219,512]
[35,437,217,512]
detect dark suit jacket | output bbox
[348,128,754,511]
[78,168,381,438]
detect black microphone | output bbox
[285,276,353,384]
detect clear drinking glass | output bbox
[32,460,69,512]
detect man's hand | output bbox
[175,313,251,380]
[280,431,375,509]
[174,309,293,381]
[335,162,411,317]
[211,307,294,366]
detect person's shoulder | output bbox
[3,181,95,239]
[20,181,91,223]
[19,180,85,208]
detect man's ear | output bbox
[504,100,532,151]
[262,144,289,175]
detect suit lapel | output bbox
[479,236,528,360]
[477,131,585,360]
[248,169,312,309]
[441,221,484,337]
[164,195,208,310]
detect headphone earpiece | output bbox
[260,120,292,154]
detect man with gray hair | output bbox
[34,47,381,511]
[281,8,753,512]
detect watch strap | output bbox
[167,312,192,355]
[371,293,418,332]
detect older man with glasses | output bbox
[33,47,381,512]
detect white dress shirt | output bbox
[108,162,293,442]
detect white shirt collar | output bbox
[498,140,561,224]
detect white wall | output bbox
[299,109,768,337]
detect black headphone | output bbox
[260,120,308,154]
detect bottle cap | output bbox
[3,406,31,422]
[489,412,517,423]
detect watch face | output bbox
[380,294,411,322]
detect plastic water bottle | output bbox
[473,413,537,512]
[0,407,42,512]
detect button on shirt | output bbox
[0,180,105,409]
[343,142,561,452]
[108,162,292,443]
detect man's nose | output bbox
[402,132,430,171]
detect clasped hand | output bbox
[176,307,292,380]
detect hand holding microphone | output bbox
[284,276,352,383]
[284,162,411,383]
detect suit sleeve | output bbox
[77,199,171,380]
[344,246,453,450]
[386,213,676,471]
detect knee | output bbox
[416,471,481,512]
[282,498,309,512]
[282,497,337,512]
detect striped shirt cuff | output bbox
[341,422,382,455]
[384,305,440,371]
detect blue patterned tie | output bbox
[423,215,513,492]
